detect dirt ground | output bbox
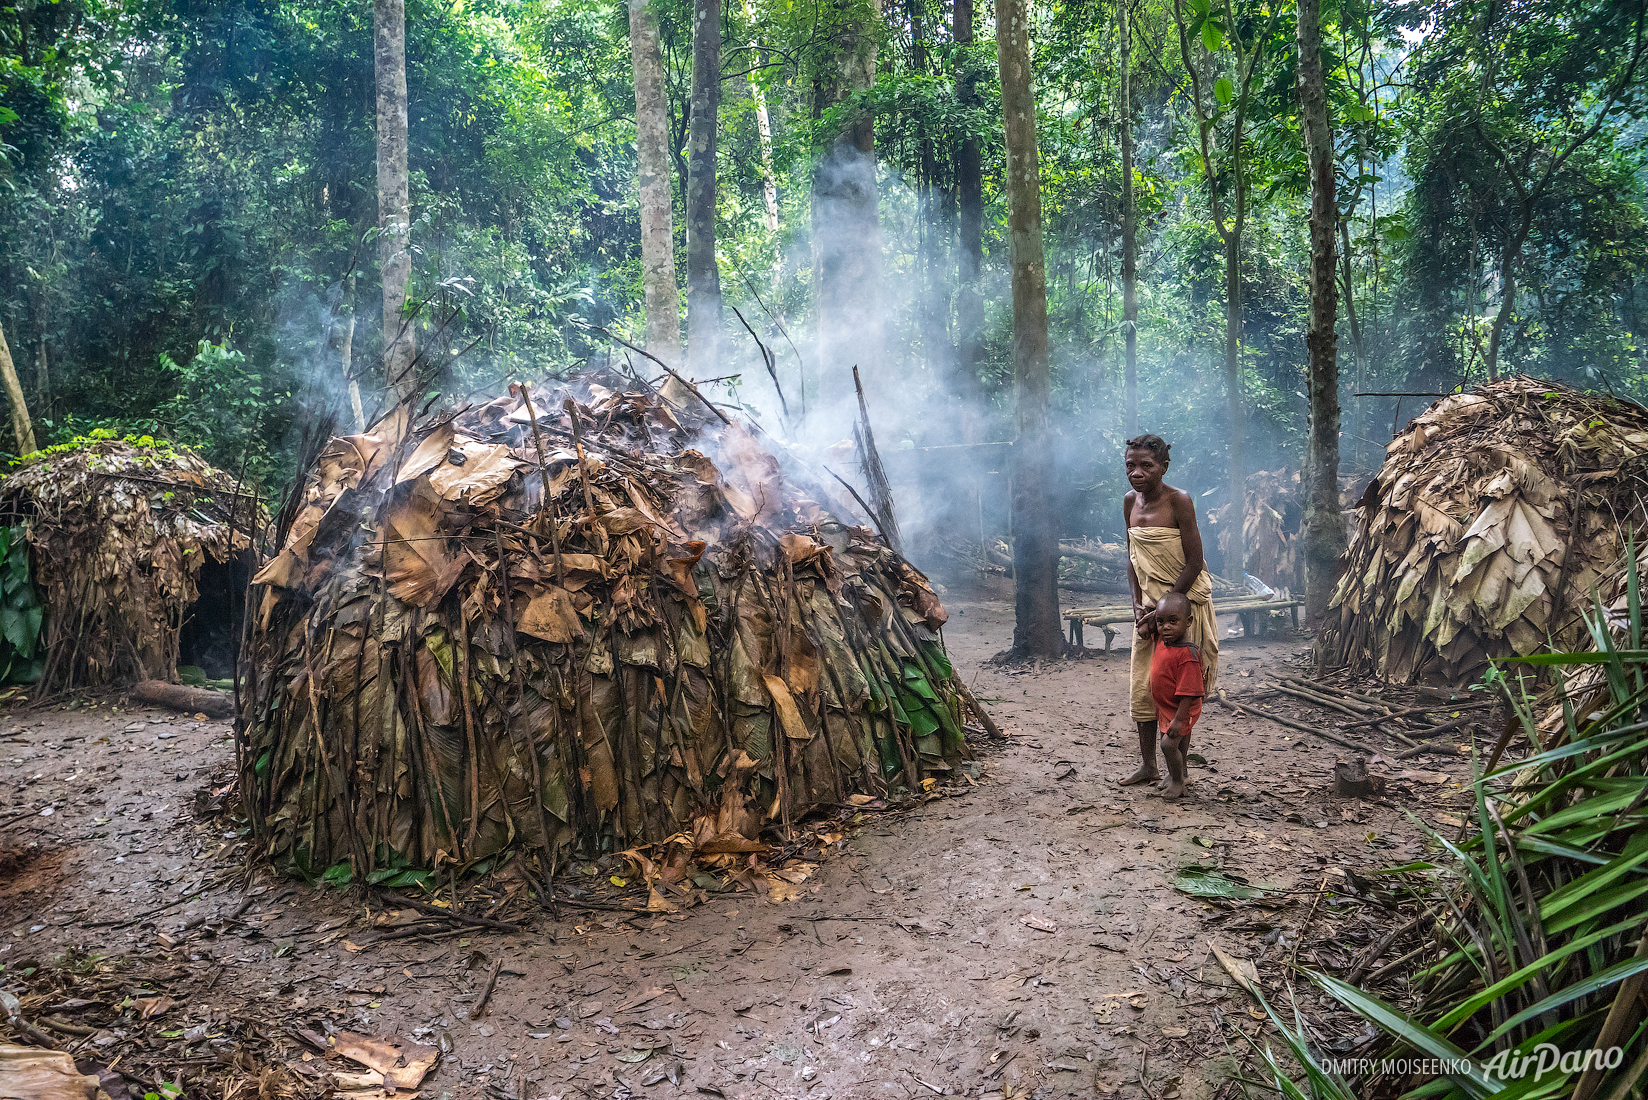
[0,581,1493,1100]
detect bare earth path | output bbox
[0,587,1478,1100]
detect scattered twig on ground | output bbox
[469,958,504,1019]
[375,890,523,932]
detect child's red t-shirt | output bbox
[1149,641,1204,732]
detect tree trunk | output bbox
[812,11,881,409]
[1118,0,1138,437]
[1223,231,1244,577]
[996,0,1063,659]
[1484,214,1529,383]
[1298,0,1345,627]
[630,0,682,366]
[342,273,365,431]
[0,319,38,454]
[954,0,984,442]
[374,0,416,404]
[1338,217,1364,469]
[686,0,722,377]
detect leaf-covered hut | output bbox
[1318,378,1648,684]
[0,435,261,689]
[241,376,980,879]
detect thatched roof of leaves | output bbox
[242,376,980,885]
[0,435,260,688]
[1319,378,1648,684]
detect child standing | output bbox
[1149,591,1204,799]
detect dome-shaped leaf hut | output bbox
[0,435,260,689]
[1319,378,1648,684]
[241,377,980,878]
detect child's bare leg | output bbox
[1161,735,1188,799]
[1120,721,1160,786]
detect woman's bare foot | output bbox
[1119,765,1159,786]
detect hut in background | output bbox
[0,435,260,689]
[1319,378,1648,684]
[241,377,981,881]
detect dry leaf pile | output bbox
[242,374,980,880]
[1320,377,1648,683]
[0,438,260,688]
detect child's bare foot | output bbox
[1119,765,1159,786]
[1161,778,1187,799]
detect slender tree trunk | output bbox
[997,0,1062,658]
[1223,232,1244,576]
[686,0,722,377]
[342,273,365,431]
[0,319,38,455]
[954,0,984,442]
[374,0,416,405]
[751,84,779,234]
[738,0,779,235]
[630,0,683,366]
[813,9,881,408]
[1118,0,1138,437]
[1298,0,1344,626]
[1339,217,1364,467]
[1484,214,1529,383]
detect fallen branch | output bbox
[1216,689,1377,755]
[1395,742,1461,759]
[469,958,504,1019]
[130,680,234,719]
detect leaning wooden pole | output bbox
[0,318,38,455]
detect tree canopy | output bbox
[2,0,1645,535]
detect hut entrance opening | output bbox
[179,550,252,680]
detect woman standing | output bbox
[1117,434,1219,792]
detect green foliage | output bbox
[157,341,286,483]
[1303,554,1648,1098]
[0,527,43,685]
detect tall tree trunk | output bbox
[910,0,945,381]
[630,0,682,365]
[1338,217,1364,468]
[741,0,779,235]
[997,0,1062,658]
[812,6,881,409]
[342,273,365,431]
[1484,213,1529,383]
[374,0,416,404]
[954,0,984,442]
[0,319,38,455]
[1298,0,1344,627]
[1223,232,1244,576]
[1118,0,1138,437]
[686,0,722,377]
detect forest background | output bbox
[2,0,1646,547]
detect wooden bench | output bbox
[1064,597,1303,650]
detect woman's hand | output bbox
[1135,605,1157,639]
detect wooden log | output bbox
[130,680,235,718]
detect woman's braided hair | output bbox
[1124,434,1171,465]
